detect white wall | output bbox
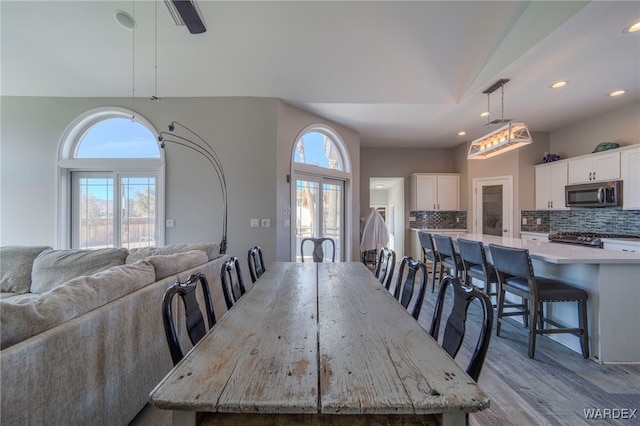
[551,102,640,158]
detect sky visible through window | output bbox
[77,118,160,159]
[295,131,332,168]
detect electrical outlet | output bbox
[261,219,271,228]
[536,218,541,225]
[284,219,290,228]
[250,219,260,228]
[522,217,527,225]
[166,219,175,228]
[456,217,460,223]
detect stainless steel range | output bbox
[548,232,640,249]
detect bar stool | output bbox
[489,244,590,359]
[418,232,440,292]
[456,238,498,306]
[432,234,464,282]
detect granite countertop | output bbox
[456,233,640,265]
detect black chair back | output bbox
[429,276,493,382]
[220,257,246,309]
[393,256,428,320]
[162,273,216,365]
[301,237,336,262]
[247,246,266,283]
[374,247,396,290]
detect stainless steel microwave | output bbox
[565,180,622,208]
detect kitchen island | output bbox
[448,233,640,364]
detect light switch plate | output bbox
[250,219,260,228]
[261,219,271,228]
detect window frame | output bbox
[57,107,165,248]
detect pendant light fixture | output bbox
[467,79,533,160]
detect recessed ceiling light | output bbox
[115,10,136,30]
[375,184,384,189]
[458,131,467,136]
[623,20,640,33]
[610,90,627,97]
[550,81,568,89]
[480,112,490,118]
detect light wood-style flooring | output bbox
[131,266,640,426]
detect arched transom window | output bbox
[58,107,165,249]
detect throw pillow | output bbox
[0,246,52,294]
[30,247,129,293]
[127,242,220,263]
[146,250,209,280]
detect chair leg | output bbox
[538,301,545,330]
[579,300,590,359]
[523,298,529,328]
[429,260,438,292]
[496,288,506,336]
[528,298,539,359]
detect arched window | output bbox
[58,107,165,249]
[291,125,351,262]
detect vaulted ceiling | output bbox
[2,1,639,148]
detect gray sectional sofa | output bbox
[0,243,230,425]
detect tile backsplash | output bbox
[521,209,640,236]
[410,211,467,230]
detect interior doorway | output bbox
[368,177,404,258]
[472,176,513,237]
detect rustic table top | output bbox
[150,262,489,424]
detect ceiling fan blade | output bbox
[171,0,206,34]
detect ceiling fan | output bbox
[166,0,206,34]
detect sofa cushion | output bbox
[0,261,156,349]
[127,243,220,263]
[147,250,209,280]
[0,246,52,294]
[30,248,129,294]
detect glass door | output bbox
[473,176,513,237]
[294,175,344,261]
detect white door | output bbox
[293,174,344,262]
[473,176,513,237]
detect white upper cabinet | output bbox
[535,161,569,210]
[568,151,620,184]
[410,174,459,211]
[621,145,640,210]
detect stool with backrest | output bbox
[429,275,494,382]
[374,247,396,290]
[220,257,246,309]
[162,273,216,365]
[247,246,266,283]
[301,237,336,262]
[392,256,428,320]
[418,232,441,293]
[433,234,464,282]
[456,238,498,306]
[489,244,590,359]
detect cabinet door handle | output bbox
[433,204,436,210]
[437,204,440,210]
[551,201,553,208]
[588,172,592,180]
[593,171,596,180]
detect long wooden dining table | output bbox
[149,262,489,426]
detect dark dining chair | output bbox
[489,244,590,359]
[456,238,498,306]
[433,234,464,281]
[429,275,494,382]
[220,257,246,309]
[418,232,440,292]
[392,256,428,320]
[374,247,396,290]
[247,246,266,283]
[301,237,336,262]
[162,273,216,365]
